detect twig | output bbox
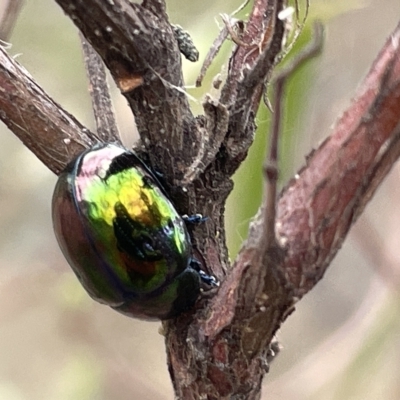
[196,0,252,88]
[231,0,251,17]
[262,21,324,249]
[218,0,285,161]
[80,32,121,144]
[220,14,249,47]
[0,46,99,175]
[0,0,24,41]
[196,22,231,87]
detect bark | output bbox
[0,0,399,399]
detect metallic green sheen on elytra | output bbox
[52,143,201,319]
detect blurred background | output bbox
[0,0,399,399]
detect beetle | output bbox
[52,143,217,319]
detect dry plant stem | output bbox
[263,22,324,249]
[221,14,248,48]
[80,33,120,144]
[196,23,230,88]
[231,0,251,17]
[193,0,287,184]
[218,0,286,163]
[276,20,400,297]
[0,0,24,40]
[0,0,398,397]
[55,0,198,181]
[188,20,400,399]
[0,46,99,174]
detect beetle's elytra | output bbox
[52,143,216,319]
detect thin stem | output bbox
[80,32,121,144]
[0,0,24,40]
[262,21,324,248]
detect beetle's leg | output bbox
[182,213,208,224]
[190,258,219,287]
[199,270,219,287]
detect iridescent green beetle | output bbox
[52,143,217,319]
